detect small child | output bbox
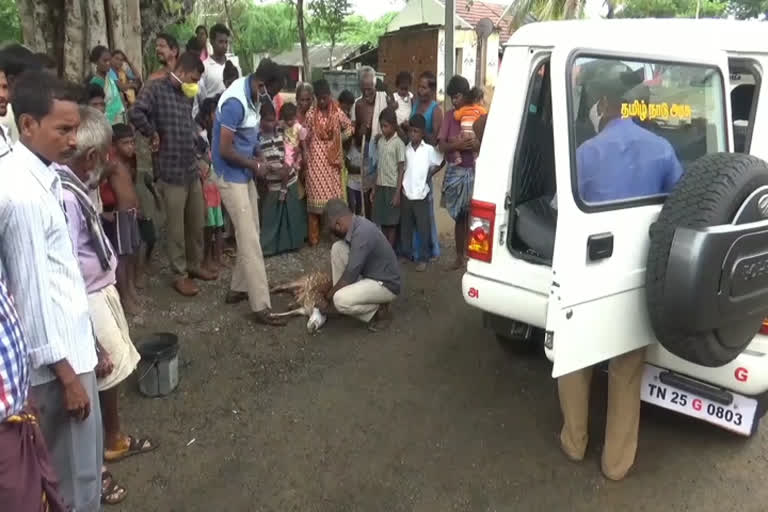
[258,101,292,201]
[373,107,406,247]
[223,60,239,89]
[281,102,307,199]
[104,123,141,314]
[394,71,414,128]
[451,86,487,165]
[197,96,226,272]
[401,114,443,271]
[86,83,106,114]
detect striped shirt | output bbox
[0,124,11,159]
[258,129,297,191]
[0,278,28,420]
[0,142,97,386]
[376,134,406,188]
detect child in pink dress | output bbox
[280,103,307,199]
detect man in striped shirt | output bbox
[0,70,103,511]
[0,279,68,511]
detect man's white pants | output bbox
[331,240,396,323]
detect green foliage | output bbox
[0,0,20,44]
[309,0,352,47]
[232,1,299,67]
[340,13,396,45]
[617,0,727,17]
[727,0,768,18]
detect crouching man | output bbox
[323,199,401,331]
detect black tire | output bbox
[647,153,768,367]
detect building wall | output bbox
[437,28,499,101]
[378,28,440,90]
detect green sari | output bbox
[90,74,125,124]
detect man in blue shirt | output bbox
[577,85,683,204]
[557,83,684,482]
[212,58,286,326]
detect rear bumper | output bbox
[462,272,548,329]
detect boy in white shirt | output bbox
[401,113,443,271]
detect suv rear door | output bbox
[547,43,731,377]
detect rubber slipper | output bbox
[104,435,158,462]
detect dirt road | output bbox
[112,241,768,512]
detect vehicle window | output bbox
[508,58,557,262]
[729,61,760,154]
[570,56,726,208]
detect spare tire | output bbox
[647,153,768,367]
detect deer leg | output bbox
[270,307,309,318]
[270,278,305,295]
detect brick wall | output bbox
[378,27,439,90]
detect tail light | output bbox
[760,318,768,335]
[467,200,496,263]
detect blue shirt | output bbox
[576,118,684,204]
[211,79,260,184]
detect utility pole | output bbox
[445,0,455,103]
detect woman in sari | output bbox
[109,50,141,106]
[257,101,307,255]
[296,82,314,124]
[303,79,353,245]
[89,45,125,124]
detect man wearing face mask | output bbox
[129,51,216,296]
[322,199,401,332]
[211,58,286,326]
[578,80,683,203]
[556,78,683,482]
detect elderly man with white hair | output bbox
[55,106,157,505]
[350,65,391,216]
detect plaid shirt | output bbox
[129,77,202,185]
[0,278,28,421]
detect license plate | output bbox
[640,364,757,436]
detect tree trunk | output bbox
[140,0,195,76]
[297,0,311,83]
[329,37,335,69]
[108,0,144,78]
[223,0,238,46]
[17,0,140,82]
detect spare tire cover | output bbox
[646,152,768,367]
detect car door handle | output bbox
[587,233,613,261]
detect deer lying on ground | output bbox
[270,271,333,333]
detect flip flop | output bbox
[104,435,158,462]
[101,471,127,505]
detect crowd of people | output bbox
[0,21,487,509]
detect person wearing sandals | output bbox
[57,107,157,503]
[212,58,287,326]
[1,71,103,511]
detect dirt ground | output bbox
[105,230,768,512]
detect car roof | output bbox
[508,19,768,54]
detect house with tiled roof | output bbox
[378,0,533,99]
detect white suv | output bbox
[463,19,768,436]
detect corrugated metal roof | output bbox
[270,43,362,69]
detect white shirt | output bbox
[0,142,97,385]
[0,105,19,146]
[198,56,242,102]
[403,141,443,200]
[395,92,413,126]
